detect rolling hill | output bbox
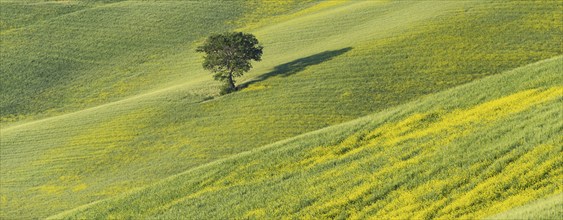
[52,55,563,219]
[1,0,562,219]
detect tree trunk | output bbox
[227,70,236,91]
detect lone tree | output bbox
[196,32,263,94]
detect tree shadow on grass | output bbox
[239,47,352,89]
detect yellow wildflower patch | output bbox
[244,208,267,219]
[72,183,88,192]
[244,84,269,91]
[299,86,562,218]
[438,144,562,219]
[35,185,64,195]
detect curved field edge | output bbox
[52,56,563,219]
[485,193,563,220]
[3,0,561,125]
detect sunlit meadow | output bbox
[1,0,561,219]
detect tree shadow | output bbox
[239,47,352,89]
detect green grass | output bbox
[486,193,563,220]
[0,0,243,120]
[51,56,563,219]
[1,0,562,219]
[0,0,319,122]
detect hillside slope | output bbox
[486,193,563,220]
[53,56,563,219]
[1,0,562,219]
[0,0,318,122]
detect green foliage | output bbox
[219,83,238,95]
[196,32,263,93]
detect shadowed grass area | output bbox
[240,47,352,89]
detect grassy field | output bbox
[486,193,563,220]
[0,0,319,122]
[52,56,563,219]
[1,0,562,219]
[0,0,242,121]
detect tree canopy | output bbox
[196,32,263,94]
